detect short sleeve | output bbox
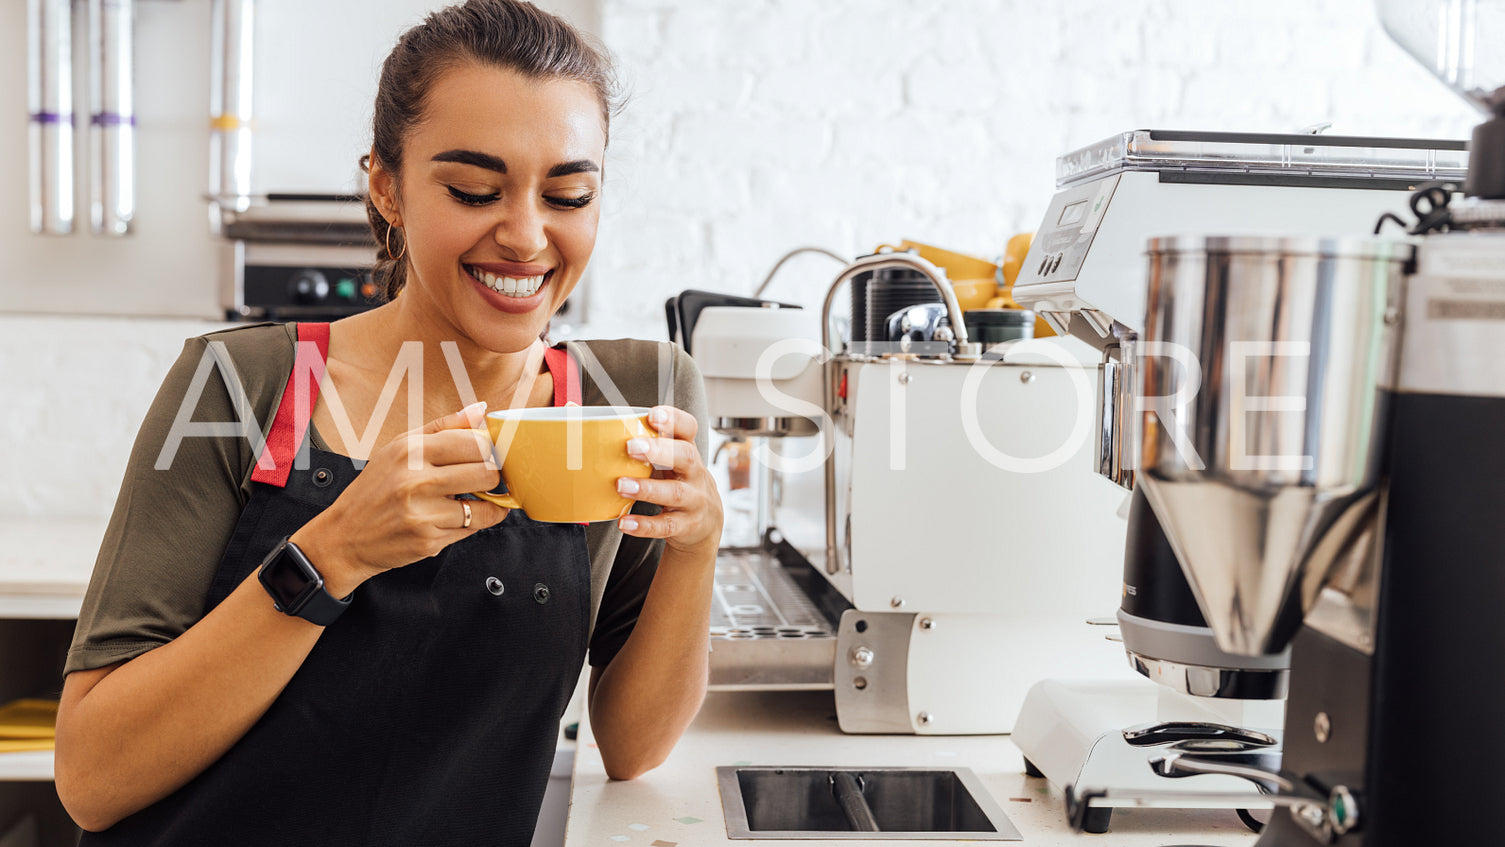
[66,328,288,674]
[586,343,709,668]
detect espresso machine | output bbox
[1007,115,1469,831]
[1058,2,1505,843]
[676,248,1138,734]
[665,289,847,692]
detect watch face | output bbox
[262,544,321,613]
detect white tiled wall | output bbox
[0,317,228,519]
[1,0,1482,518]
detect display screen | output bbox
[263,550,318,611]
[1057,200,1088,227]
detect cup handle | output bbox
[467,490,521,509]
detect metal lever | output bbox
[1096,330,1137,489]
[1067,755,1361,844]
[1123,721,1277,748]
[1150,751,1289,794]
[830,772,880,832]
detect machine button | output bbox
[290,269,330,305]
[335,277,357,300]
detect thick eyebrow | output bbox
[432,149,507,173]
[431,149,600,179]
[546,159,600,178]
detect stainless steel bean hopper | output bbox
[1049,2,1505,843]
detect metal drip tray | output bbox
[717,767,1021,840]
[709,536,849,690]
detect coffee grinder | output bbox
[1065,3,1505,841]
[1008,122,1468,830]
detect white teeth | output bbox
[472,267,545,298]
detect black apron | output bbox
[83,323,592,847]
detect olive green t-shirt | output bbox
[65,322,709,675]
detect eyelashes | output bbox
[447,186,497,206]
[548,193,596,210]
[446,186,596,210]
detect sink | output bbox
[716,766,1022,840]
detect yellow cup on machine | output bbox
[994,232,1054,338]
[471,407,658,523]
[880,239,999,310]
[999,232,1034,288]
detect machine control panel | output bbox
[1018,174,1119,290]
[240,263,383,320]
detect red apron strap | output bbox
[251,323,331,488]
[543,345,582,407]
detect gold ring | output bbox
[461,501,473,529]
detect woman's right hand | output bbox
[291,401,509,595]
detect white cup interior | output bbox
[486,405,650,422]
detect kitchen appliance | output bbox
[1007,129,1470,830]
[1068,224,1505,847]
[220,195,382,321]
[818,257,1132,734]
[1064,2,1505,843]
[678,250,1136,733]
[666,290,847,689]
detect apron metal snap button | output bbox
[313,468,333,487]
[533,583,551,604]
[485,577,505,596]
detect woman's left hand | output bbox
[617,406,723,558]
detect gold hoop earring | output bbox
[385,225,407,262]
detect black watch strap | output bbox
[258,537,352,627]
[290,577,351,627]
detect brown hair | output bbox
[361,0,620,302]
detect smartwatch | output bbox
[257,536,351,626]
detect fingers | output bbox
[617,407,721,549]
[617,508,680,539]
[426,462,502,498]
[416,428,497,467]
[445,497,509,532]
[616,475,690,510]
[415,493,509,540]
[408,400,489,438]
[425,496,507,533]
[645,405,697,444]
[627,431,697,473]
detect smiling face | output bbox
[369,62,607,352]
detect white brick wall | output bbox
[1,0,1483,518]
[588,0,1480,333]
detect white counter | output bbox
[567,689,1259,846]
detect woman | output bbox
[53,2,722,844]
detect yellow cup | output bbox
[888,239,999,281]
[999,232,1034,288]
[952,277,998,310]
[471,406,658,523]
